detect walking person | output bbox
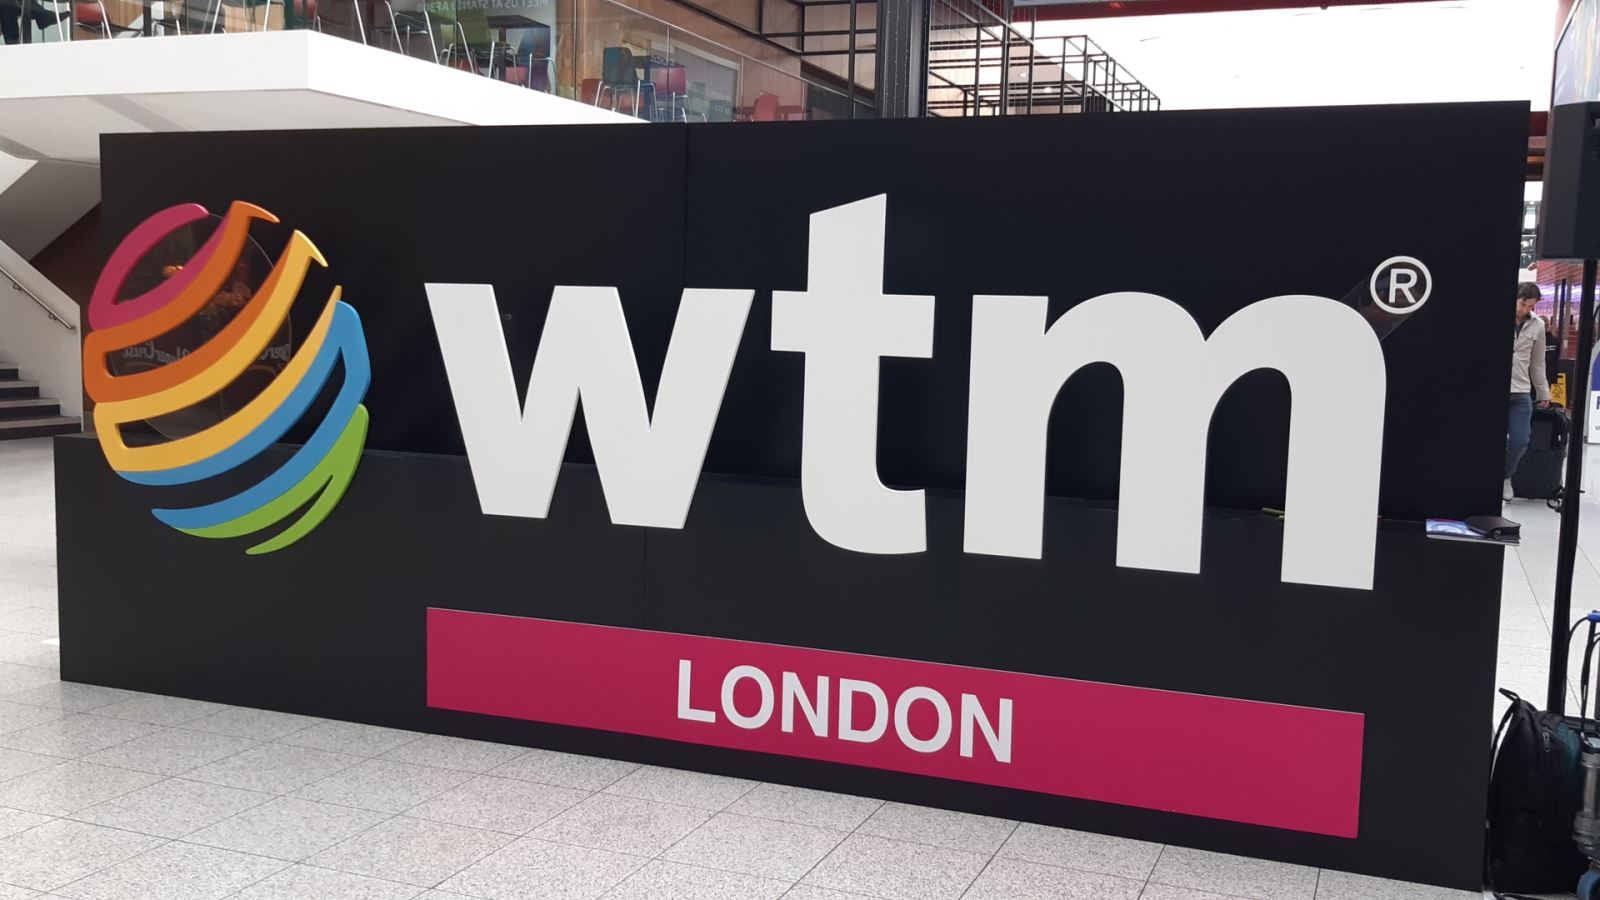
[1507,282,1552,501]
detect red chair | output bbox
[650,64,687,121]
[71,0,136,38]
[752,92,779,122]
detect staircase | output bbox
[0,362,78,441]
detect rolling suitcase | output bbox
[1513,406,1570,504]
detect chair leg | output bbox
[384,1,401,51]
[421,7,437,62]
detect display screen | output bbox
[1556,0,1600,105]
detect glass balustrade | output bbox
[2,0,870,122]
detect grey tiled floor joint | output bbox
[0,436,1561,897]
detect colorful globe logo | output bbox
[83,201,371,554]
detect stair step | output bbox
[0,398,60,420]
[0,416,79,441]
[0,364,15,381]
[0,380,39,400]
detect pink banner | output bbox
[426,609,1363,837]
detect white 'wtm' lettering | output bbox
[425,194,1386,590]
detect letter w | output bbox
[426,284,754,528]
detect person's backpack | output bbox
[1486,688,1587,896]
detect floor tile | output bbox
[440,837,646,900]
[178,707,323,742]
[0,667,61,698]
[0,762,162,816]
[0,715,160,759]
[998,823,1163,881]
[185,797,389,861]
[1140,884,1261,900]
[605,859,789,900]
[50,840,286,900]
[962,856,1143,899]
[1312,868,1480,900]
[88,695,222,728]
[405,775,587,835]
[489,749,638,792]
[602,766,755,811]
[800,833,987,900]
[80,729,259,776]
[380,736,527,774]
[0,685,137,715]
[70,778,270,839]
[186,743,359,794]
[1149,846,1319,900]
[4,580,54,607]
[532,793,711,857]
[854,801,1015,854]
[778,888,875,900]
[0,635,59,670]
[0,610,58,638]
[0,565,52,591]
[661,812,844,881]
[0,809,50,842]
[309,816,513,887]
[726,783,882,832]
[276,722,421,758]
[0,819,164,892]
[293,759,472,814]
[0,749,65,782]
[0,704,63,737]
[231,864,425,900]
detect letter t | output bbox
[771,195,932,554]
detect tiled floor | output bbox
[0,436,1577,900]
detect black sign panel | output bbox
[69,105,1526,890]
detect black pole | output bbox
[846,0,857,119]
[998,0,1012,114]
[1551,257,1597,713]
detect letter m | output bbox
[963,292,1385,591]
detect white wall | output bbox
[0,153,32,196]
[0,239,81,418]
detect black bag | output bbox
[1486,689,1587,895]
[1513,407,1570,501]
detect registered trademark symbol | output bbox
[1369,256,1431,314]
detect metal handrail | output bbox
[1,264,75,331]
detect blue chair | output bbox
[597,46,651,117]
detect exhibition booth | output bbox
[59,105,1526,890]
